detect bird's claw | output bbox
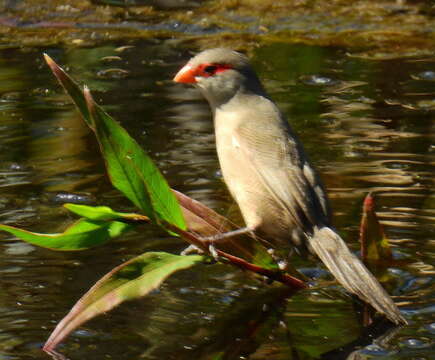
[208,244,220,262]
[181,243,221,263]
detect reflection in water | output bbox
[28,110,98,192]
[0,42,433,359]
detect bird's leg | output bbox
[180,227,255,261]
[204,227,256,261]
[202,226,255,243]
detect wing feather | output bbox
[233,108,329,234]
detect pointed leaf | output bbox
[64,203,149,222]
[44,54,91,126]
[359,193,393,264]
[43,252,204,352]
[44,54,186,232]
[85,88,186,230]
[45,55,151,213]
[0,219,132,250]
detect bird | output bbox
[173,48,407,325]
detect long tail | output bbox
[309,227,407,325]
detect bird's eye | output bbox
[203,65,218,75]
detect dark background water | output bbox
[0,6,434,360]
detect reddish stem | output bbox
[166,223,306,291]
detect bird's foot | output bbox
[267,248,289,271]
[182,227,255,262]
[180,244,221,264]
[277,260,288,271]
[208,243,220,262]
[201,227,255,262]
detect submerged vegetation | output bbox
[1,0,435,58]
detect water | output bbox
[0,40,433,359]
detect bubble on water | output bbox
[425,322,435,334]
[413,70,435,81]
[360,344,390,356]
[401,338,431,349]
[96,68,129,79]
[300,75,337,86]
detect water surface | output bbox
[0,40,433,359]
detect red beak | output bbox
[173,64,197,83]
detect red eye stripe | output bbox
[198,63,233,77]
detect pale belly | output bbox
[215,124,296,246]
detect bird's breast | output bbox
[213,110,288,238]
[214,111,249,195]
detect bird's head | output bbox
[173,48,265,107]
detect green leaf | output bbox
[359,193,393,265]
[44,55,91,126]
[64,203,149,222]
[0,219,132,251]
[43,252,205,352]
[86,88,185,231]
[250,243,280,270]
[44,54,186,232]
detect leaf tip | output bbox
[83,86,94,109]
[43,53,56,71]
[43,53,52,64]
[363,192,375,213]
[43,53,66,82]
[42,342,53,353]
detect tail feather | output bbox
[309,227,407,325]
